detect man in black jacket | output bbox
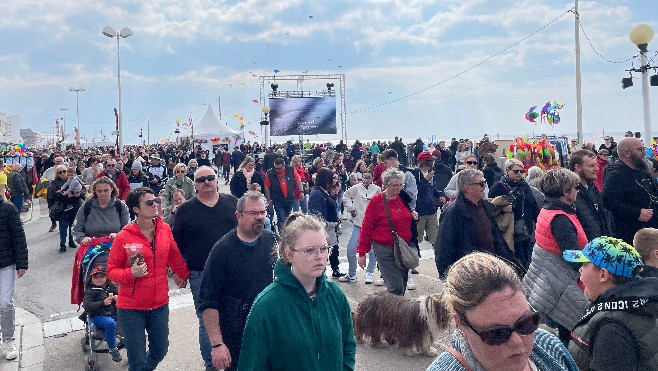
[602,137,658,244]
[570,150,610,240]
[0,199,28,361]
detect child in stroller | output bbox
[83,266,121,362]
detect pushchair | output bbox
[71,236,124,370]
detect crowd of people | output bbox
[0,131,657,370]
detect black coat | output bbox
[434,194,518,278]
[575,182,611,240]
[0,201,28,270]
[229,171,264,199]
[83,284,118,318]
[602,161,658,244]
[489,176,540,233]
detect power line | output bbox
[349,7,576,114]
[576,12,638,64]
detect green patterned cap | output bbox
[563,236,644,279]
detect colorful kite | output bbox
[525,106,539,123]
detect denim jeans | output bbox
[189,270,212,368]
[336,190,344,217]
[10,195,24,213]
[0,265,16,341]
[117,304,169,371]
[273,200,293,232]
[292,194,309,214]
[91,316,117,348]
[346,225,376,276]
[58,218,72,246]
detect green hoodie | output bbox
[238,259,356,371]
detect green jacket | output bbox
[160,176,195,208]
[238,259,356,371]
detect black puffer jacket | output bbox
[82,283,118,318]
[0,201,28,270]
[575,182,611,240]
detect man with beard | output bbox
[199,191,278,371]
[569,150,611,240]
[602,137,658,244]
[172,166,238,371]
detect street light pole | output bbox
[102,26,133,156]
[68,87,85,150]
[629,24,655,144]
[59,107,67,142]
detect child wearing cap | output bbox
[633,228,658,277]
[563,236,658,371]
[83,266,121,362]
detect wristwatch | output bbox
[211,342,224,349]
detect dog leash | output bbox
[448,347,473,371]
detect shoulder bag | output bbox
[382,196,419,270]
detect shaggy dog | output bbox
[354,292,453,356]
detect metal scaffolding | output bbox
[258,74,346,147]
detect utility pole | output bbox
[575,0,583,144]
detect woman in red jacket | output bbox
[106,187,189,371]
[357,168,418,295]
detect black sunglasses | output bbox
[460,311,540,346]
[145,198,161,207]
[469,181,487,188]
[465,161,478,165]
[195,174,216,183]
[511,169,524,174]
[57,170,67,174]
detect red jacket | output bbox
[594,156,609,191]
[98,170,130,200]
[357,193,412,256]
[106,218,189,311]
[373,163,387,187]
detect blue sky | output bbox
[1,0,657,145]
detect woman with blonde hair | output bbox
[230,156,263,199]
[238,213,356,370]
[426,252,577,371]
[48,165,86,253]
[160,163,195,209]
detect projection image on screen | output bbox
[269,97,337,136]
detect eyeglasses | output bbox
[469,181,487,188]
[291,245,330,259]
[145,198,161,207]
[195,174,216,183]
[460,311,540,346]
[106,164,116,167]
[241,210,267,216]
[511,169,524,174]
[465,161,478,165]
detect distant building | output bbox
[0,113,20,143]
[20,128,39,148]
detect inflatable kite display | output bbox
[507,137,558,171]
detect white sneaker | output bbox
[374,277,385,286]
[407,272,417,290]
[4,340,18,360]
[339,274,357,283]
[365,272,374,284]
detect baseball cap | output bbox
[417,151,432,162]
[563,236,644,279]
[89,266,106,276]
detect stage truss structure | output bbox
[259,74,346,147]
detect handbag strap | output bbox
[447,347,473,371]
[382,196,398,237]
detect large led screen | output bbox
[269,97,337,136]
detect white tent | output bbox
[194,104,244,158]
[89,133,114,148]
[59,133,88,149]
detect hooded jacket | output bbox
[106,218,189,311]
[0,200,28,270]
[238,260,356,371]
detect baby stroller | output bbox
[71,236,124,370]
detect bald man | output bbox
[602,137,658,243]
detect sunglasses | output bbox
[469,181,487,188]
[460,311,540,346]
[145,198,161,207]
[176,170,186,174]
[106,164,116,167]
[511,169,524,174]
[465,161,478,165]
[195,174,216,183]
[57,170,67,174]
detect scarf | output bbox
[243,168,255,185]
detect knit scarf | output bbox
[243,168,255,185]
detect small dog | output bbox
[354,292,453,356]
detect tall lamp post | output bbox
[68,86,85,150]
[629,24,655,144]
[102,26,133,156]
[59,107,67,142]
[261,105,270,148]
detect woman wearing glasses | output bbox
[72,177,130,249]
[238,213,356,371]
[426,252,577,371]
[48,165,87,253]
[107,187,189,371]
[489,159,540,270]
[443,155,488,201]
[160,163,196,209]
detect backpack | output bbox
[83,199,123,220]
[492,167,504,184]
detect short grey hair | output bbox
[381,168,405,187]
[505,158,524,171]
[540,168,580,198]
[457,169,484,193]
[526,166,544,189]
[237,190,264,212]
